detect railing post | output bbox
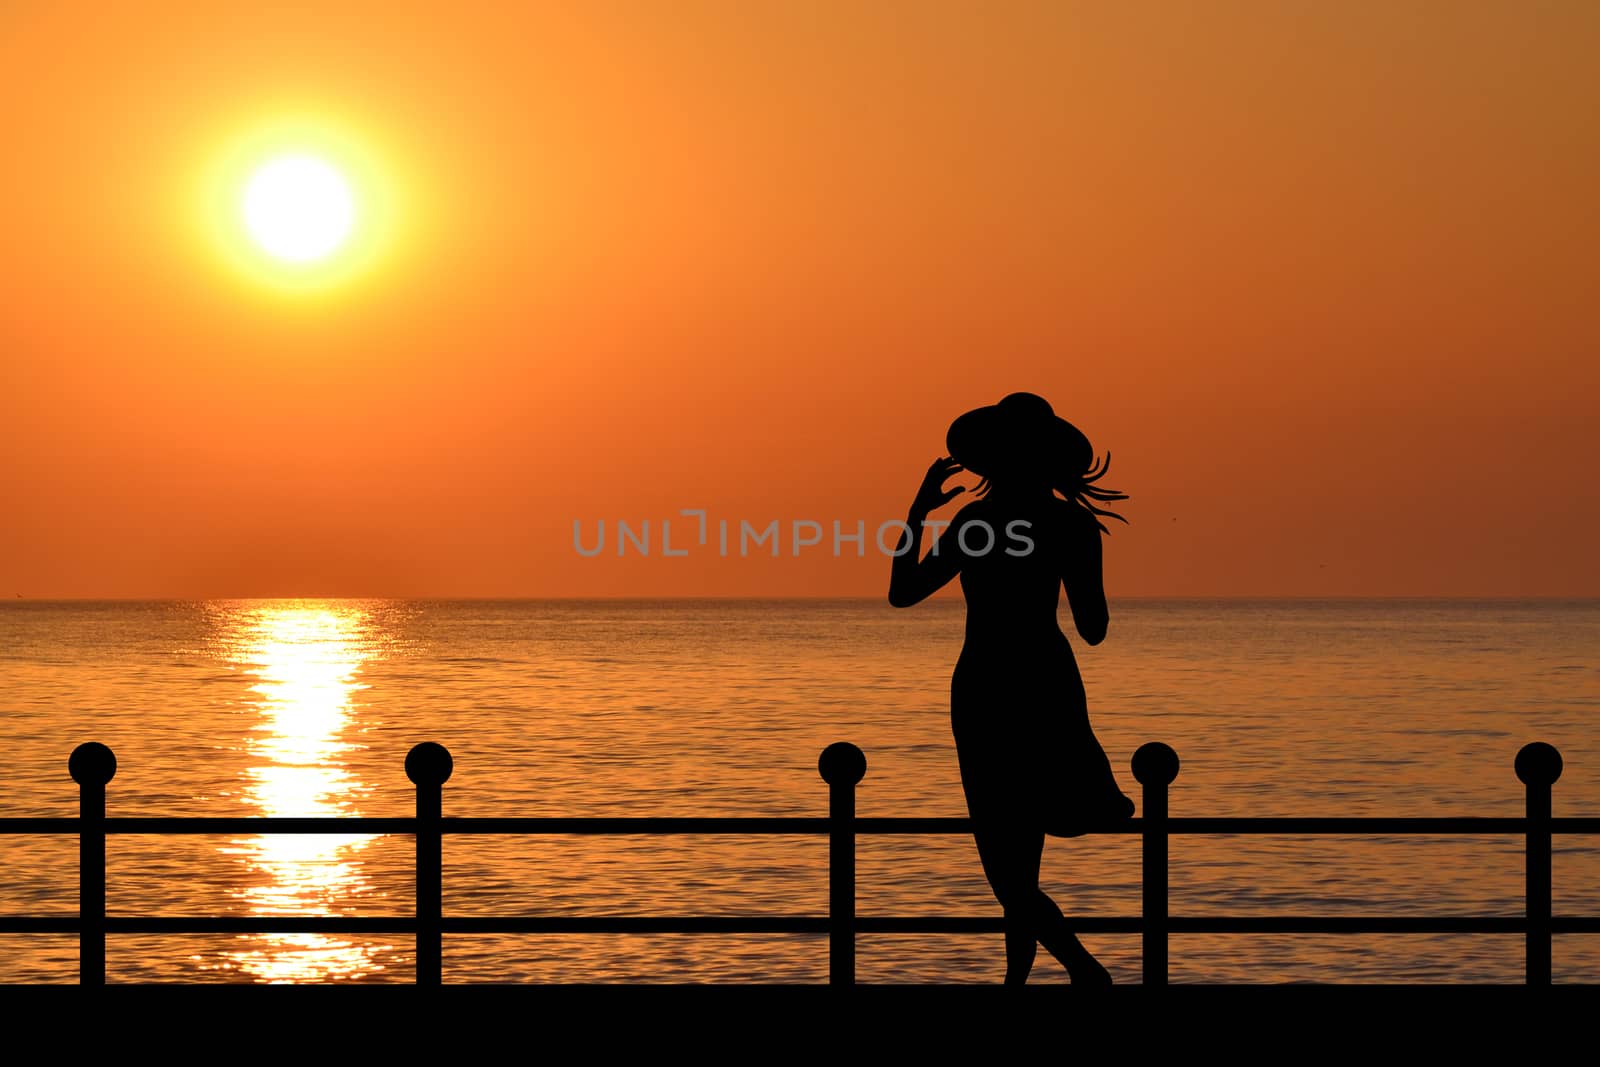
[68,742,116,987]
[1132,742,1179,987]
[406,742,454,986]
[818,742,867,987]
[1515,741,1562,987]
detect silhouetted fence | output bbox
[1,739,1595,985]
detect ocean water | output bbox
[0,598,1596,984]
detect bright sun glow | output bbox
[196,110,414,295]
[241,155,356,263]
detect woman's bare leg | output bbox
[973,823,1111,985]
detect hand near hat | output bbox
[911,456,966,517]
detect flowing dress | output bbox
[947,498,1133,837]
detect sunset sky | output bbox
[2,2,1596,598]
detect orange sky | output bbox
[2,3,1596,598]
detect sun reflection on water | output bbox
[212,602,390,982]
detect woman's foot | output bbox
[1029,893,1114,985]
[1065,950,1112,986]
[1058,935,1113,986]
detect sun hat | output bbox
[945,392,1093,484]
[945,392,1129,530]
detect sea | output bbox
[1,598,1596,984]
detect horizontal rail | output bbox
[10,737,1589,986]
[4,816,1600,836]
[861,817,1600,835]
[5,915,1600,935]
[1168,817,1600,835]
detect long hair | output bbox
[1057,452,1131,534]
[970,451,1130,535]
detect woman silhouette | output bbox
[888,392,1134,985]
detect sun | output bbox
[241,155,356,264]
[196,110,413,295]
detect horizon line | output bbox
[6,593,1600,603]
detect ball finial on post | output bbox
[1132,741,1180,787]
[818,742,867,786]
[405,742,454,787]
[69,743,117,787]
[1516,740,1561,987]
[818,740,866,987]
[1515,742,1563,788]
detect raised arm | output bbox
[887,457,967,608]
[1062,505,1109,644]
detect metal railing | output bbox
[0,739,1593,985]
